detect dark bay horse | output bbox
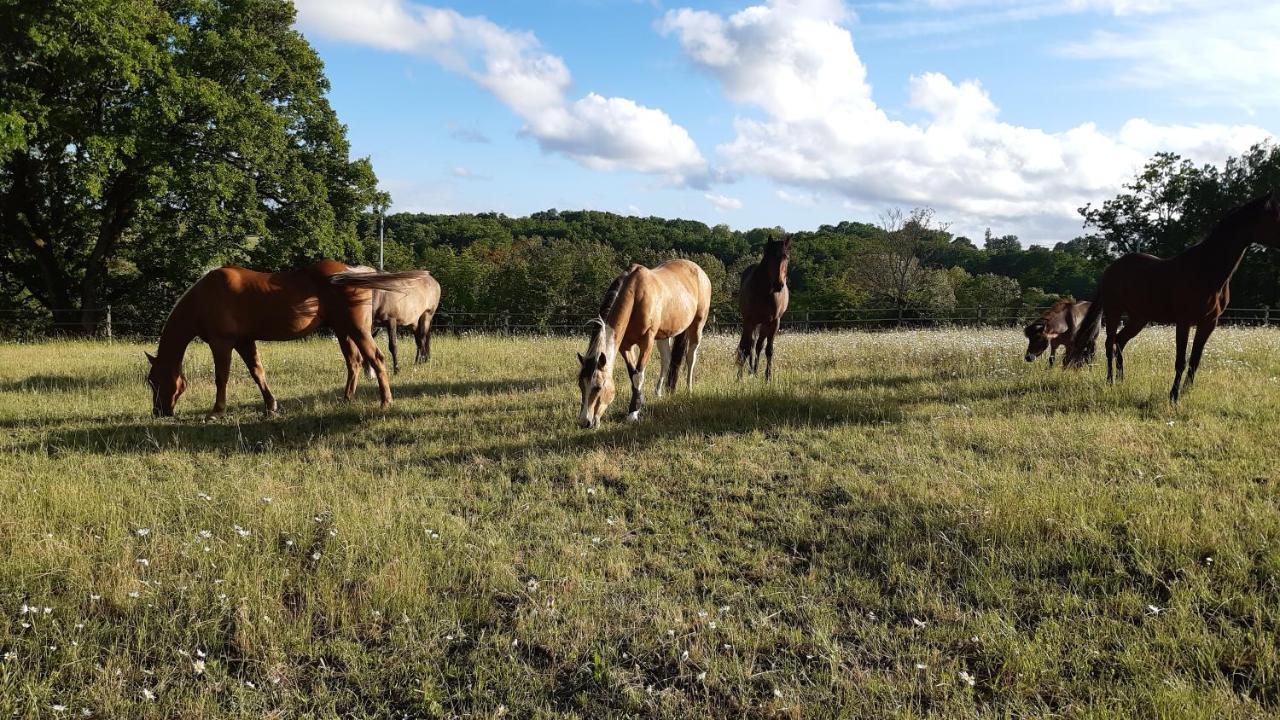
[1065,192,1280,401]
[737,235,791,381]
[577,259,712,428]
[145,260,431,417]
[1023,299,1091,366]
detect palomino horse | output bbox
[737,235,790,381]
[351,267,441,374]
[1023,299,1091,366]
[576,259,712,428]
[1065,192,1280,401]
[145,260,430,417]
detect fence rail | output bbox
[2,304,1278,340]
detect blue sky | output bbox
[294,0,1279,244]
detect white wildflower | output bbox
[192,659,206,675]
[911,617,927,628]
[140,689,156,701]
[134,528,150,537]
[958,670,976,687]
[136,558,149,567]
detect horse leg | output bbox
[752,330,766,376]
[423,318,432,363]
[736,326,754,381]
[654,336,672,397]
[235,340,277,415]
[355,330,392,408]
[1104,313,1121,383]
[626,336,654,423]
[385,319,400,374]
[415,314,429,363]
[339,335,361,401]
[1113,319,1146,383]
[1169,323,1190,403]
[208,341,233,419]
[764,320,779,382]
[684,324,704,393]
[1184,319,1218,391]
[1048,338,1059,367]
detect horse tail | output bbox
[1063,291,1103,368]
[666,333,689,391]
[329,269,432,293]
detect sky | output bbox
[291,0,1280,245]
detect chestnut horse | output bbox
[576,259,712,428]
[145,260,431,417]
[1065,192,1280,401]
[737,235,791,381]
[1023,299,1091,366]
[351,267,442,374]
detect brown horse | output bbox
[576,259,712,428]
[1065,192,1280,401]
[351,267,441,374]
[737,235,791,381]
[145,260,430,417]
[1023,299,1091,366]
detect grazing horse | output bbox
[352,267,441,374]
[1023,299,1091,366]
[737,235,791,381]
[145,260,431,418]
[576,259,712,428]
[1065,192,1280,401]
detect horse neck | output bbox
[600,279,637,361]
[155,302,197,374]
[1183,228,1252,289]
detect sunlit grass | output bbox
[1,328,1278,718]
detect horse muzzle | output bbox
[1024,352,1038,362]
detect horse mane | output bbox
[597,269,631,318]
[1198,193,1277,246]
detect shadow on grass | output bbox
[416,389,904,465]
[17,410,370,457]
[0,373,120,393]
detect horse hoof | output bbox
[625,411,641,423]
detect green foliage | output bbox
[0,0,381,330]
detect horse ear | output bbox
[577,352,585,365]
[144,352,156,366]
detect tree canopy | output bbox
[0,0,382,331]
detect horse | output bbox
[350,267,441,374]
[145,260,431,418]
[1064,192,1280,402]
[576,259,712,428]
[1023,299,1091,366]
[736,235,791,381]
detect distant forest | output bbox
[361,143,1280,329]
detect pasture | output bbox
[2,329,1279,718]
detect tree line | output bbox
[3,1,1280,337]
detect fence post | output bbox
[105,305,113,342]
[502,311,510,336]
[805,311,811,332]
[1264,305,1270,326]
[976,304,983,326]
[710,309,717,332]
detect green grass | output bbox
[1,328,1279,718]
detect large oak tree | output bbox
[0,0,383,331]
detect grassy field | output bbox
[1,328,1279,718]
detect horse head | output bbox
[576,318,616,428]
[145,351,186,417]
[1022,320,1049,362]
[764,235,791,293]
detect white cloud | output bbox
[293,0,706,182]
[662,0,1273,240]
[1062,2,1280,110]
[705,193,744,210]
[776,189,818,206]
